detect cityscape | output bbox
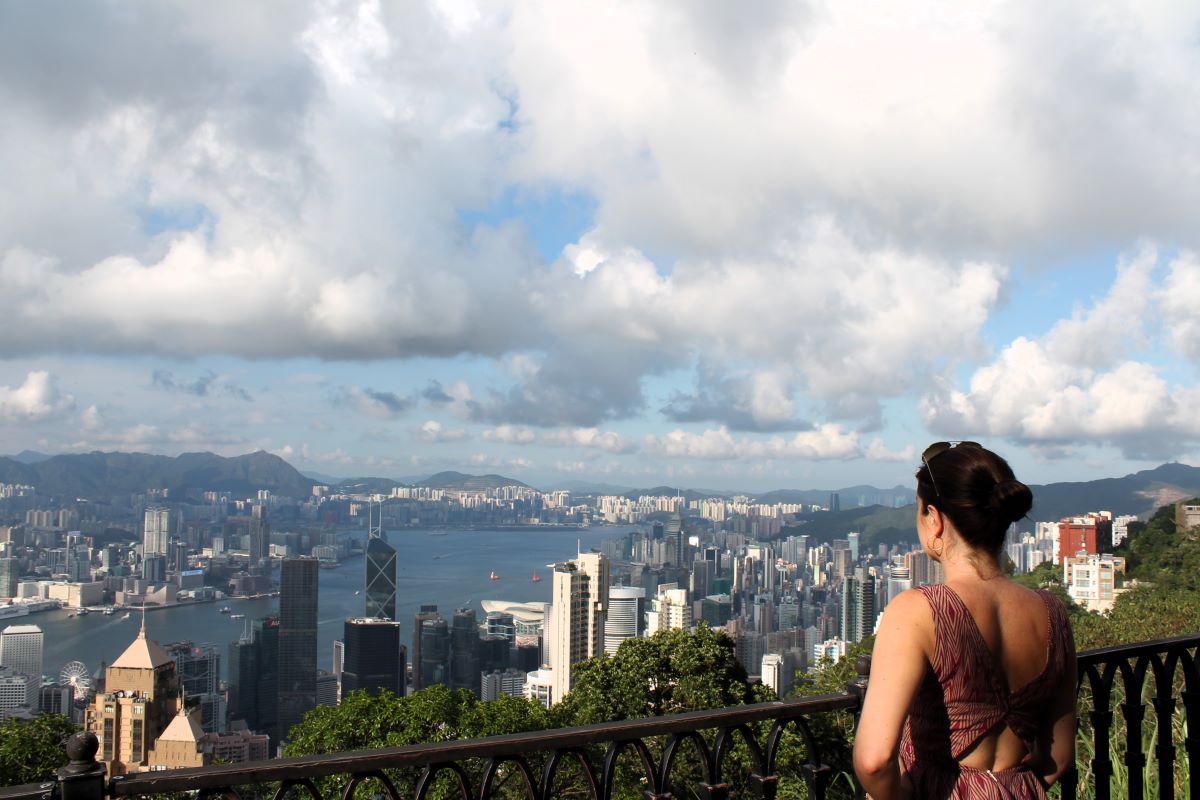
[0,457,1179,775]
[3,1,1200,796]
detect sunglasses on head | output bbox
[921,440,982,499]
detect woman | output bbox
[853,442,1076,799]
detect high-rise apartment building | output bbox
[603,586,645,655]
[0,624,43,686]
[645,583,691,636]
[547,552,609,704]
[341,618,403,697]
[0,558,19,598]
[840,572,876,644]
[1058,513,1113,563]
[143,507,173,557]
[1063,552,1127,613]
[278,558,318,743]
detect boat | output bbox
[76,608,89,616]
[353,590,360,596]
[103,607,116,615]
[489,571,500,581]
[121,612,131,620]
[531,573,542,583]
[230,613,245,620]
[0,605,30,620]
[220,607,231,614]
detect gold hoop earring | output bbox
[930,537,944,559]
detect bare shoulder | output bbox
[878,588,934,632]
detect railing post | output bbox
[56,732,106,800]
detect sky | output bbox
[2,1,1200,493]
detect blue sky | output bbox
[1,1,1200,493]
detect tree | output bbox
[561,623,758,725]
[0,713,78,787]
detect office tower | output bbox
[419,617,450,689]
[142,554,166,583]
[411,605,440,691]
[761,652,794,698]
[39,684,75,717]
[885,562,912,609]
[166,641,224,733]
[0,624,43,686]
[169,540,188,573]
[449,608,481,697]
[481,668,528,701]
[316,672,339,706]
[604,586,645,655]
[847,532,860,563]
[690,559,712,599]
[143,507,173,557]
[364,508,397,620]
[664,513,684,566]
[548,552,609,704]
[0,558,18,598]
[278,558,318,742]
[342,618,403,697]
[228,617,278,742]
[700,594,732,626]
[248,507,270,576]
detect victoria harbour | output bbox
[37,525,633,684]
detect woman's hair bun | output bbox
[990,478,1033,522]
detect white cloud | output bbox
[414,419,468,442]
[0,371,75,422]
[1159,251,1200,362]
[643,424,862,461]
[542,427,637,454]
[482,425,536,444]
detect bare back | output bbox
[943,578,1053,770]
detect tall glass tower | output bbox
[365,502,397,620]
[278,558,318,742]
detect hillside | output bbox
[417,471,533,491]
[782,504,918,551]
[1027,462,1200,523]
[0,450,315,499]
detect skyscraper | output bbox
[548,552,608,704]
[411,605,440,691]
[364,505,397,621]
[278,558,318,743]
[664,512,684,566]
[248,507,270,576]
[143,507,173,557]
[228,617,278,743]
[603,586,645,655]
[419,617,450,689]
[0,557,19,598]
[341,618,403,697]
[449,607,480,697]
[0,624,43,686]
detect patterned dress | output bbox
[898,584,1073,799]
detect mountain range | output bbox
[1,452,1197,521]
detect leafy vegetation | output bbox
[0,714,79,787]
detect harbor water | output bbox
[34,525,634,684]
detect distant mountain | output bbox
[0,450,315,499]
[786,504,918,549]
[302,470,345,485]
[417,471,533,491]
[334,477,406,494]
[7,450,52,464]
[1028,462,1200,522]
[546,480,636,495]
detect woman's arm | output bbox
[852,589,932,800]
[1040,616,1078,787]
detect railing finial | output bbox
[56,732,105,800]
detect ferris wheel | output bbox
[59,661,94,707]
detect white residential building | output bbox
[1063,552,1127,613]
[645,583,691,636]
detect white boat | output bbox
[0,605,30,620]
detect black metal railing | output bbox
[2,634,1197,800]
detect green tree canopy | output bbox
[0,713,78,787]
[560,623,761,725]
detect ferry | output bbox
[219,606,231,614]
[489,571,500,581]
[230,613,246,620]
[0,605,30,620]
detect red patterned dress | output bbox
[898,584,1073,799]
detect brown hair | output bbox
[916,444,1033,554]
